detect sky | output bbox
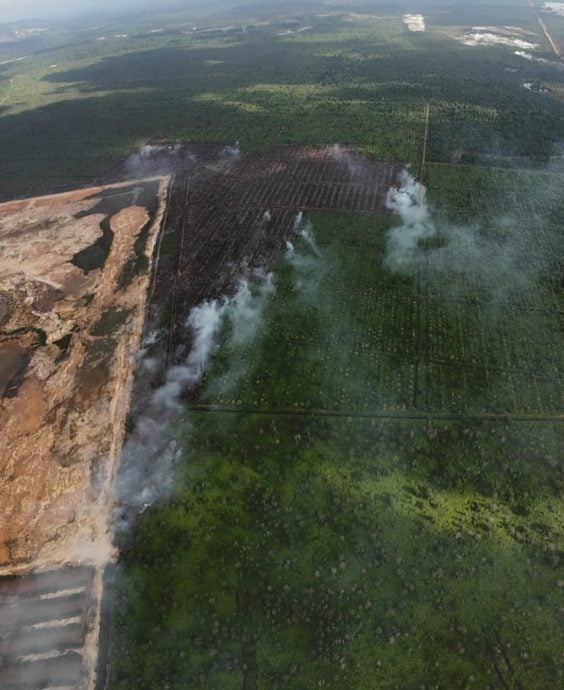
[0,0,176,22]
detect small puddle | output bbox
[0,340,32,398]
[0,331,44,398]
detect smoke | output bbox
[223,141,241,159]
[114,270,275,526]
[115,297,228,523]
[124,142,195,178]
[383,170,559,310]
[384,171,436,273]
[153,299,228,409]
[285,212,324,300]
[226,272,276,346]
[205,141,242,173]
[205,271,276,397]
[329,144,364,179]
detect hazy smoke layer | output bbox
[227,272,276,346]
[115,271,274,525]
[384,171,436,273]
[206,270,276,396]
[329,144,365,179]
[383,171,556,310]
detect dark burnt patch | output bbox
[0,292,11,326]
[117,179,162,288]
[32,282,64,312]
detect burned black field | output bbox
[111,145,402,362]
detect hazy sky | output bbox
[0,0,167,22]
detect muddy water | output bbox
[0,338,34,398]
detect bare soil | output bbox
[0,178,169,572]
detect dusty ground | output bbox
[0,177,169,573]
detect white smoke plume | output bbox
[115,271,275,524]
[382,171,557,310]
[384,171,436,273]
[226,272,276,346]
[329,144,364,179]
[207,271,276,396]
[285,213,324,298]
[115,297,230,519]
[293,211,319,255]
[223,141,241,159]
[124,142,195,178]
[300,221,320,257]
[153,299,228,409]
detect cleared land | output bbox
[0,178,169,570]
[0,567,96,690]
[0,178,169,690]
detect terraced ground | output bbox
[0,567,97,689]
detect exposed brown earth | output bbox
[0,178,169,573]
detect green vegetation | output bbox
[109,184,563,687]
[1,0,562,686]
[110,413,563,689]
[2,2,564,197]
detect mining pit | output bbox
[0,145,402,689]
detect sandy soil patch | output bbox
[0,177,169,573]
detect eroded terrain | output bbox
[0,178,169,571]
[0,177,169,689]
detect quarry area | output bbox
[0,178,169,688]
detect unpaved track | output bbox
[419,103,431,185]
[529,0,564,59]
